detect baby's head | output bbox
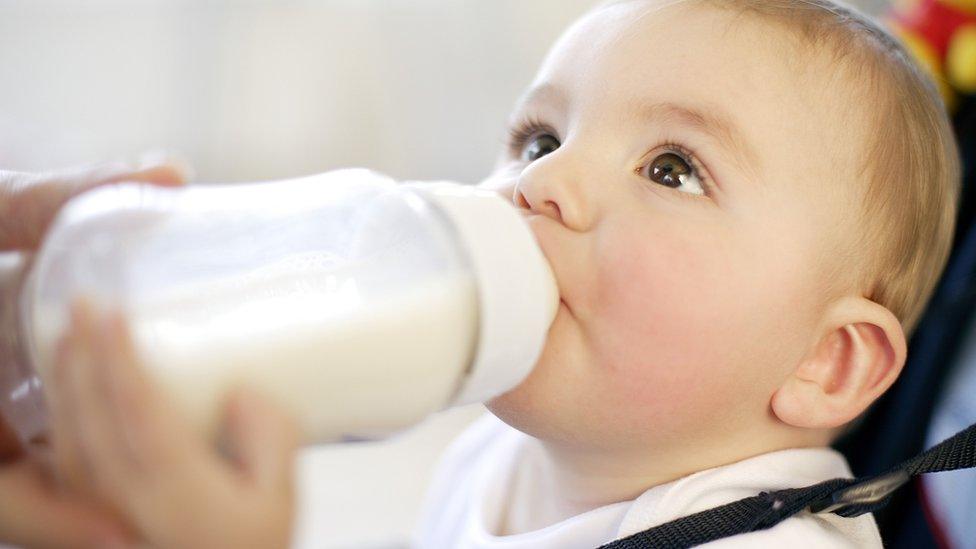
[483,0,960,472]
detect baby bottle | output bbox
[0,169,558,451]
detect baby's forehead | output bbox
[581,0,844,74]
[549,1,831,95]
[533,0,874,181]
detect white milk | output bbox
[27,258,479,443]
[128,265,479,442]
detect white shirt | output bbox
[414,415,882,548]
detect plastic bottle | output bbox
[0,169,558,451]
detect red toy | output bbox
[889,0,976,110]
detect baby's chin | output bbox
[485,376,589,446]
[485,384,552,440]
[486,388,529,429]
[483,312,599,442]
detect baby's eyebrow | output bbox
[635,101,763,182]
[514,83,569,116]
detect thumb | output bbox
[0,153,192,251]
[220,388,301,494]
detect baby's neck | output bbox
[499,427,824,535]
[499,438,677,535]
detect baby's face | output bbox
[484,1,871,455]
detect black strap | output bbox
[599,422,976,549]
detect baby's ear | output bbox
[771,297,907,430]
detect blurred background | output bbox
[0,0,889,184]
[0,1,891,547]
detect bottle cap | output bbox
[403,182,558,406]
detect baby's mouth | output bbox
[560,297,574,318]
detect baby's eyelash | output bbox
[653,140,714,196]
[506,116,554,157]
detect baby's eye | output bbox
[521,134,561,162]
[640,152,705,196]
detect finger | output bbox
[97,310,188,473]
[0,154,191,250]
[61,302,138,504]
[221,388,300,495]
[87,306,216,524]
[49,330,96,495]
[94,312,231,537]
[0,460,132,549]
[0,252,31,461]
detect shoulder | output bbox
[618,448,883,549]
[698,513,882,549]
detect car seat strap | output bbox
[599,422,976,549]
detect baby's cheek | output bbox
[588,232,763,427]
[592,229,732,354]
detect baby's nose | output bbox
[514,187,563,221]
[515,172,586,230]
[478,169,587,230]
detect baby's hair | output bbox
[603,0,961,334]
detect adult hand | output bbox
[0,158,189,250]
[49,303,300,549]
[0,157,189,548]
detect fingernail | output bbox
[136,149,195,182]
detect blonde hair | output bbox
[610,0,961,334]
[711,0,960,334]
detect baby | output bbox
[43,0,960,547]
[416,0,959,546]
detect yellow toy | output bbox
[890,0,976,110]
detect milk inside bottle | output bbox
[1,169,558,450]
